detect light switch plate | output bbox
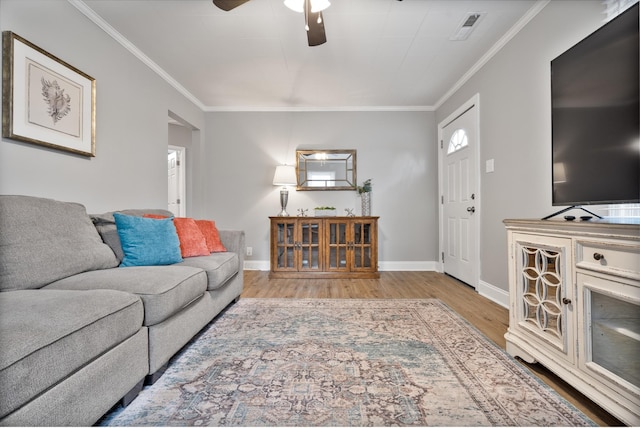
[486,159,495,173]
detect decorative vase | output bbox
[361,192,371,216]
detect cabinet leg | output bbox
[505,339,538,364]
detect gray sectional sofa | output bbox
[0,195,245,426]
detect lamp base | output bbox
[278,188,290,216]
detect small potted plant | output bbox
[357,179,372,194]
[314,206,337,217]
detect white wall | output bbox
[435,0,609,293]
[0,0,205,214]
[203,111,439,266]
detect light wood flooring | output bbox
[241,270,623,426]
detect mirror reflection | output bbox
[296,149,357,191]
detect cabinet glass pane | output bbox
[301,247,320,269]
[590,292,640,389]
[276,246,295,269]
[520,246,563,340]
[354,223,371,244]
[329,223,347,245]
[330,247,347,268]
[276,224,284,244]
[301,223,319,244]
[354,246,372,268]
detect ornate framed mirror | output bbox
[296,149,357,191]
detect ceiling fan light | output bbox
[284,0,330,13]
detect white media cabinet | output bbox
[504,219,640,425]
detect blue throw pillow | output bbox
[113,213,183,267]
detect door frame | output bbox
[437,93,481,288]
[168,145,186,217]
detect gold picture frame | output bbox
[296,149,357,191]
[2,31,96,157]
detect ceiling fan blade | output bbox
[306,11,327,46]
[212,0,250,11]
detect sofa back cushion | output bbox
[0,195,119,291]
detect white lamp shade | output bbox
[273,165,297,186]
[284,0,330,13]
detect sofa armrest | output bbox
[218,230,245,268]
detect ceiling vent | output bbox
[450,12,486,41]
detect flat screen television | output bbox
[551,3,639,210]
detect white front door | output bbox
[168,149,182,216]
[440,99,479,287]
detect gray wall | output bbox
[0,0,205,214]
[1,0,616,280]
[203,111,439,266]
[435,0,610,293]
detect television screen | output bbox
[551,3,639,206]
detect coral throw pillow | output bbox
[172,217,210,257]
[143,214,167,220]
[144,214,210,258]
[114,213,183,267]
[195,220,227,252]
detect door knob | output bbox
[466,206,475,213]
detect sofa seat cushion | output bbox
[45,266,207,326]
[176,252,239,291]
[0,195,119,291]
[0,289,143,419]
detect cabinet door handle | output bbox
[593,252,605,261]
[562,297,571,305]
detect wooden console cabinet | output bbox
[504,219,640,425]
[269,216,379,279]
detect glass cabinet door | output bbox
[274,221,296,270]
[326,221,349,272]
[299,220,323,272]
[352,220,375,271]
[578,273,640,393]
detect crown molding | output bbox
[204,105,435,112]
[68,0,206,111]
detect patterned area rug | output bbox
[100,299,594,426]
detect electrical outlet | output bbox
[246,246,253,256]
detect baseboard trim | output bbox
[477,280,509,308]
[244,260,270,270]
[244,260,441,272]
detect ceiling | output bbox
[75,0,545,111]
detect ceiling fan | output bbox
[212,0,328,46]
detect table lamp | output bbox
[273,165,297,216]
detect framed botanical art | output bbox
[2,31,96,157]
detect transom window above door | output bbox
[447,129,468,154]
